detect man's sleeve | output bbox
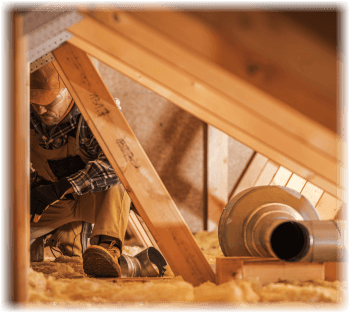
[66,121,120,195]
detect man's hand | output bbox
[30,177,73,223]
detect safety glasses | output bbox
[30,88,68,109]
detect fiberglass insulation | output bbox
[27,231,346,306]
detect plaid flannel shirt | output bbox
[30,103,120,195]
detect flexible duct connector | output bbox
[119,247,167,277]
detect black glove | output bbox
[47,155,86,180]
[30,177,72,222]
[30,172,52,191]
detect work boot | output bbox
[83,238,121,277]
[45,221,92,258]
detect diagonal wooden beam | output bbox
[65,12,343,201]
[52,43,215,286]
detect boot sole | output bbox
[83,246,121,277]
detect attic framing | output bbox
[12,9,341,302]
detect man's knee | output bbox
[96,182,131,207]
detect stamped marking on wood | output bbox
[89,93,110,117]
[116,138,141,168]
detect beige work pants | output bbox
[30,129,131,248]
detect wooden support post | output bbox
[12,11,30,302]
[207,125,228,228]
[52,43,215,286]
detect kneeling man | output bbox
[30,62,130,277]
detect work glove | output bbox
[30,172,52,191]
[30,177,72,223]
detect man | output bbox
[30,62,131,277]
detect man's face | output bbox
[31,89,71,126]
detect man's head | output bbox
[30,63,72,126]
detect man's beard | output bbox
[41,114,59,125]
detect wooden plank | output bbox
[316,192,343,220]
[324,262,346,282]
[231,153,268,198]
[286,174,307,193]
[254,160,279,186]
[131,11,336,132]
[207,126,228,226]
[133,212,161,251]
[128,211,153,248]
[270,166,292,186]
[52,43,215,286]
[12,11,30,302]
[216,257,324,285]
[66,14,342,200]
[301,182,324,207]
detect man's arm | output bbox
[66,118,120,195]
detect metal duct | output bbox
[266,220,345,262]
[218,186,345,262]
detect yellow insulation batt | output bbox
[27,231,346,305]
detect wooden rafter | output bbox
[65,11,343,201]
[52,43,215,286]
